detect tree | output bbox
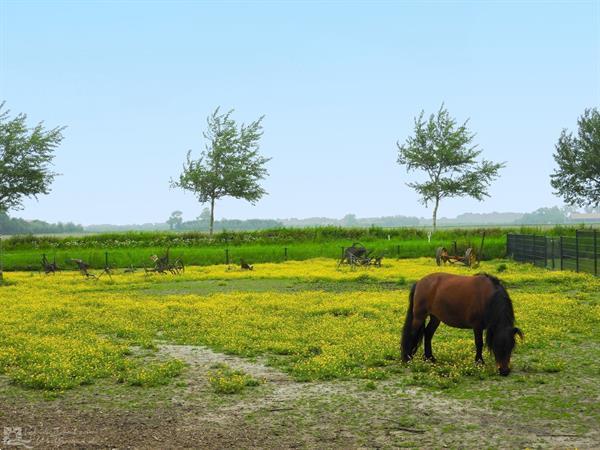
[171,108,271,235]
[550,108,600,209]
[0,102,65,212]
[198,207,211,223]
[396,105,504,231]
[517,206,567,225]
[0,212,84,234]
[341,213,358,227]
[166,210,183,230]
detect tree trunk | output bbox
[0,236,3,283]
[432,197,440,232]
[209,197,215,236]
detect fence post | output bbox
[551,238,555,269]
[532,235,536,265]
[396,245,400,258]
[575,231,580,273]
[105,252,109,268]
[284,247,288,260]
[513,234,517,259]
[560,236,564,271]
[543,237,547,268]
[341,247,345,259]
[479,232,486,260]
[225,248,229,265]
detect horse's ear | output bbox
[513,327,524,341]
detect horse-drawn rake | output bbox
[69,258,114,279]
[41,254,59,274]
[338,243,383,269]
[38,249,184,278]
[146,248,185,275]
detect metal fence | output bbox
[507,231,598,276]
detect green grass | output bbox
[0,237,506,270]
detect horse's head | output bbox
[482,276,522,376]
[492,327,523,376]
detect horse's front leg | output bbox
[424,316,440,362]
[474,328,484,364]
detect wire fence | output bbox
[507,231,598,276]
[0,241,415,273]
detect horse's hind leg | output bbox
[474,328,484,364]
[424,316,440,362]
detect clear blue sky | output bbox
[1,0,599,225]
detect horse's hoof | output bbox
[475,358,485,365]
[424,356,437,363]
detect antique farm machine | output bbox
[435,232,486,268]
[338,243,383,268]
[146,248,185,275]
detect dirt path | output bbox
[1,344,598,449]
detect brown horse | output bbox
[401,273,522,376]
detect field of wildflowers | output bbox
[0,258,598,392]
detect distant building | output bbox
[569,213,600,223]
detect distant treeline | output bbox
[1,206,594,238]
[85,206,584,233]
[280,207,582,227]
[0,212,83,235]
[86,218,283,233]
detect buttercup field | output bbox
[0,257,599,447]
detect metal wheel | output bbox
[435,247,444,266]
[173,258,185,274]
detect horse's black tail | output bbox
[401,283,424,362]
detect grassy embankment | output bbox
[0,225,589,270]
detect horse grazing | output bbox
[401,273,523,376]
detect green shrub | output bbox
[120,359,185,387]
[208,365,261,394]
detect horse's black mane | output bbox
[479,272,503,287]
[480,273,516,357]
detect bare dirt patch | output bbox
[1,344,598,449]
